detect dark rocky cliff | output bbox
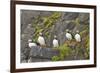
[21,10,89,63]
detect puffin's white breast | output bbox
[66,33,72,40]
[75,34,81,42]
[53,39,59,47]
[38,36,45,45]
[28,43,37,48]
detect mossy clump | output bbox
[52,43,72,61]
[79,28,90,59]
[32,12,61,45]
[52,56,60,61]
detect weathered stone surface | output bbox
[78,13,89,24]
[21,10,40,27]
[30,57,50,62]
[39,11,53,17]
[21,10,89,62]
[29,46,59,59]
[21,47,30,62]
[21,46,60,62]
[63,12,79,20]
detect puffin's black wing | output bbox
[71,33,75,39]
[36,42,40,46]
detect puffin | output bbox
[53,35,59,48]
[37,32,46,47]
[28,39,37,48]
[28,57,32,63]
[74,30,81,42]
[27,24,31,28]
[65,29,72,40]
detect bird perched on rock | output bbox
[28,57,32,63]
[27,24,31,28]
[37,32,46,47]
[65,29,72,40]
[28,39,37,48]
[74,30,81,42]
[53,35,59,48]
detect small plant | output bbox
[58,44,72,60]
[80,28,90,59]
[69,18,80,25]
[52,43,72,61]
[32,12,61,46]
[52,56,60,61]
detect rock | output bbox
[21,10,89,62]
[29,46,59,59]
[21,47,31,62]
[63,12,79,20]
[64,22,76,30]
[40,11,53,17]
[78,13,89,24]
[21,10,41,27]
[29,57,50,62]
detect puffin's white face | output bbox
[39,32,43,36]
[28,24,31,26]
[66,29,69,33]
[76,30,79,34]
[54,35,57,39]
[28,39,32,43]
[27,24,31,28]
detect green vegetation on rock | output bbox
[32,12,61,43]
[52,43,72,61]
[21,10,90,62]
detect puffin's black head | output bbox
[36,42,40,46]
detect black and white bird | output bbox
[65,29,72,40]
[74,30,81,42]
[53,35,59,48]
[27,24,31,28]
[28,39,37,48]
[37,32,46,46]
[28,57,32,63]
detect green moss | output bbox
[59,44,71,57]
[85,36,90,59]
[52,56,60,61]
[78,28,90,59]
[32,12,61,44]
[75,18,80,25]
[42,12,61,29]
[52,43,72,61]
[71,18,80,25]
[86,36,89,48]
